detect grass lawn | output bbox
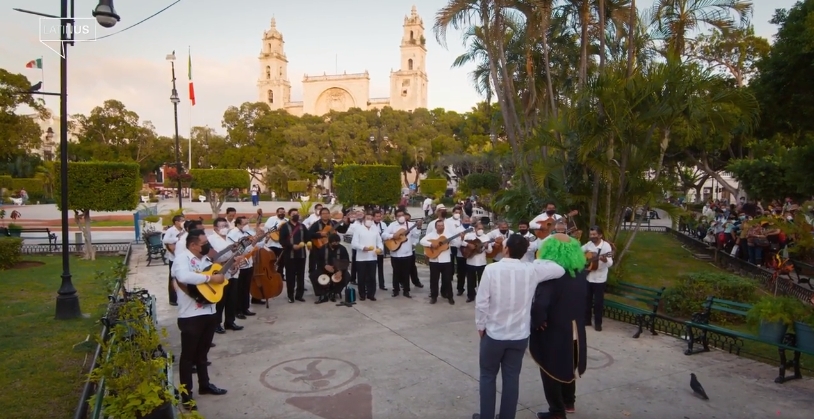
[0,255,119,419]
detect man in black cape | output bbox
[530,233,589,418]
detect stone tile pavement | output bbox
[124,245,814,419]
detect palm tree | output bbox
[651,0,753,59]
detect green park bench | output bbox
[605,281,666,338]
[683,296,814,383]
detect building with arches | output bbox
[257,6,428,116]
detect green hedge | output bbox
[464,173,500,192]
[10,178,44,196]
[420,178,447,198]
[189,169,249,190]
[0,237,23,270]
[54,162,141,212]
[287,180,309,193]
[662,272,758,322]
[0,175,11,189]
[334,164,400,206]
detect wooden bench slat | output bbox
[708,298,753,310]
[710,305,749,316]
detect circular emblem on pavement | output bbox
[586,346,614,370]
[260,357,360,394]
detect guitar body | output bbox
[462,238,495,259]
[423,236,451,259]
[268,222,285,242]
[189,263,230,304]
[534,221,555,240]
[312,224,334,249]
[384,228,410,252]
[486,239,503,258]
[584,251,613,271]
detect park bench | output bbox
[143,232,166,266]
[683,296,814,383]
[14,227,58,249]
[605,281,666,338]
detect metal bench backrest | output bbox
[146,233,163,247]
[706,296,752,318]
[614,281,666,306]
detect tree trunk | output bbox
[207,190,223,219]
[627,0,636,78]
[589,171,601,226]
[578,0,590,88]
[599,0,606,72]
[74,209,95,260]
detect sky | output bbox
[0,0,798,137]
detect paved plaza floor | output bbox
[122,246,814,419]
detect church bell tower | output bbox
[257,17,291,109]
[390,6,428,111]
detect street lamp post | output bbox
[167,54,182,209]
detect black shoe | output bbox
[430,297,437,304]
[288,298,294,303]
[315,296,329,304]
[215,325,226,334]
[199,383,227,395]
[304,288,309,292]
[379,286,388,291]
[413,282,424,288]
[448,298,455,305]
[225,323,243,331]
[236,313,247,320]
[595,325,602,332]
[330,294,337,302]
[181,396,197,411]
[392,291,400,297]
[403,292,412,298]
[360,296,366,301]
[243,310,256,316]
[457,290,464,296]
[295,297,306,302]
[466,298,474,303]
[169,301,178,306]
[368,297,377,301]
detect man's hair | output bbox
[276,207,285,212]
[589,225,603,235]
[186,229,206,248]
[538,236,586,277]
[506,234,529,259]
[518,219,530,227]
[288,208,298,215]
[328,233,341,243]
[235,216,247,226]
[373,210,382,216]
[189,220,203,230]
[320,208,330,215]
[213,217,227,227]
[435,219,445,228]
[395,209,405,216]
[545,202,556,208]
[226,207,236,214]
[172,214,184,223]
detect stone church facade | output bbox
[257,6,428,116]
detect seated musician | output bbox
[309,233,351,304]
[307,208,351,274]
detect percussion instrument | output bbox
[317,274,331,285]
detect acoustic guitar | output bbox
[267,221,285,242]
[384,222,420,252]
[423,227,474,259]
[461,237,495,259]
[585,251,613,271]
[534,210,579,240]
[312,219,346,249]
[188,255,239,304]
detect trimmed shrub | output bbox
[334,164,400,206]
[662,272,758,323]
[287,180,309,193]
[0,237,23,270]
[463,173,500,193]
[0,175,11,189]
[10,178,44,196]
[420,178,447,198]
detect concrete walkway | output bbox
[124,244,814,419]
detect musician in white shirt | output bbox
[171,230,228,407]
[351,212,384,300]
[404,212,424,288]
[227,217,258,319]
[302,203,323,229]
[372,210,389,291]
[517,219,541,262]
[446,207,468,297]
[487,221,513,262]
[382,209,419,297]
[461,221,491,302]
[474,234,565,419]
[346,210,365,285]
[420,219,466,305]
[208,217,243,334]
[581,226,614,331]
[529,202,563,232]
[225,207,237,229]
[162,214,186,306]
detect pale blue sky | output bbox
[0,0,796,137]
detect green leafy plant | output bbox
[746,296,803,328]
[420,178,447,199]
[662,272,758,321]
[287,180,309,193]
[0,237,23,269]
[334,164,401,206]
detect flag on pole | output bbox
[25,58,43,69]
[188,51,196,106]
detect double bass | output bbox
[249,209,284,306]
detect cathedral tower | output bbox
[257,18,291,109]
[389,6,428,111]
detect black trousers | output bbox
[308,249,317,275]
[168,261,177,304]
[356,260,377,298]
[376,254,385,288]
[236,267,253,314]
[351,249,358,283]
[215,278,237,325]
[540,341,578,415]
[270,247,285,279]
[410,252,421,285]
[466,264,485,299]
[177,313,218,396]
[585,282,607,326]
[429,261,453,299]
[455,255,468,293]
[285,257,307,299]
[391,256,412,293]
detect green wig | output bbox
[537,236,586,277]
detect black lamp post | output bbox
[167,53,182,209]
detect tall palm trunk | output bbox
[578,0,590,87]
[627,0,636,77]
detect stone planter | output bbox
[793,321,814,352]
[758,320,788,344]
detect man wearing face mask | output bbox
[372,210,389,291]
[351,212,384,301]
[278,209,311,303]
[530,202,563,235]
[487,221,514,263]
[462,221,492,303]
[347,209,365,285]
[172,229,229,409]
[517,220,541,262]
[310,233,351,304]
[404,213,425,288]
[581,226,614,331]
[162,214,186,306]
[383,209,421,297]
[308,208,351,276]
[446,207,468,297]
[262,207,288,284]
[303,204,323,229]
[208,217,243,334]
[420,219,466,304]
[227,217,258,318]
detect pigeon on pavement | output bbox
[690,373,709,400]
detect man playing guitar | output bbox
[580,226,614,331]
[162,214,186,306]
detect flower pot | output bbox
[138,401,174,419]
[7,228,21,237]
[758,320,788,343]
[794,321,814,352]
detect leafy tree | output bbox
[420,178,448,199]
[287,180,309,194]
[54,162,141,260]
[334,165,401,206]
[687,26,770,87]
[189,169,250,218]
[0,68,47,162]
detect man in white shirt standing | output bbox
[446,207,467,297]
[373,210,389,291]
[529,202,563,234]
[473,234,565,419]
[208,217,243,334]
[461,221,491,302]
[172,229,228,409]
[162,214,186,306]
[487,221,513,263]
[517,219,541,262]
[422,196,433,217]
[404,212,424,288]
[420,219,466,304]
[581,226,614,331]
[303,204,323,229]
[382,209,421,298]
[227,217,258,319]
[351,212,384,301]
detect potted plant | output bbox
[793,304,814,352]
[746,296,799,343]
[7,222,22,237]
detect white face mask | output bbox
[477,229,484,236]
[218,227,229,236]
[452,213,461,220]
[364,220,373,228]
[397,216,406,224]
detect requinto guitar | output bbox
[534,210,579,240]
[384,222,420,252]
[461,237,496,259]
[424,228,474,259]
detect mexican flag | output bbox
[188,52,196,106]
[25,58,42,69]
